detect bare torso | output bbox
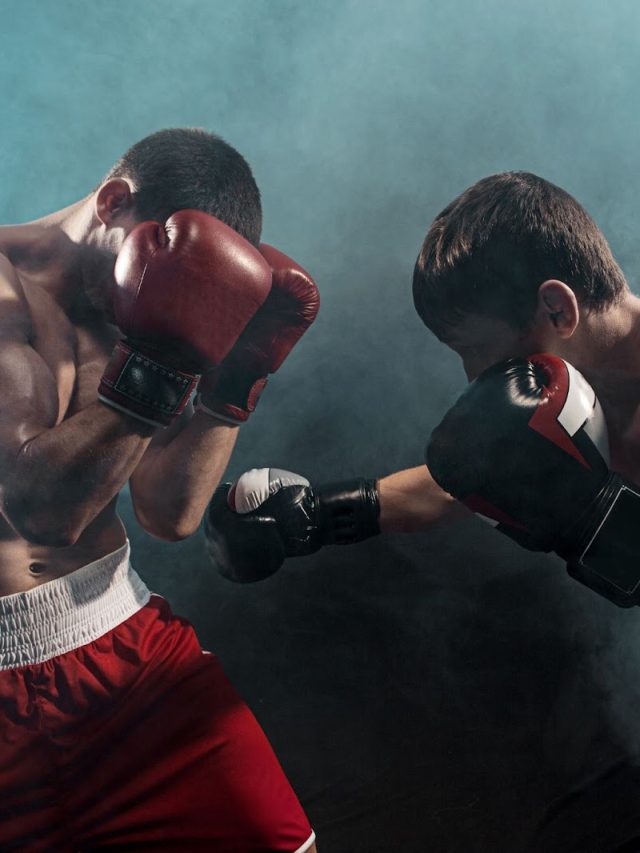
[4,220,640,594]
[0,226,126,595]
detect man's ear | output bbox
[536,280,580,338]
[95,179,134,226]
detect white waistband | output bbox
[0,541,151,670]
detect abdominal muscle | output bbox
[0,500,128,596]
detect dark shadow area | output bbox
[126,498,635,852]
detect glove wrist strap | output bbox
[316,478,381,545]
[197,368,268,423]
[98,340,198,428]
[563,473,640,607]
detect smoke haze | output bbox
[2,2,640,849]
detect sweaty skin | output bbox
[0,201,238,596]
[378,297,640,534]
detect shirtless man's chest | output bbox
[0,279,126,594]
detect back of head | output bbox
[413,171,627,337]
[105,128,262,246]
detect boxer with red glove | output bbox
[426,354,640,607]
[0,129,319,853]
[195,244,320,424]
[205,468,381,582]
[99,209,272,427]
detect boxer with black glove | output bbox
[426,353,640,607]
[205,468,380,582]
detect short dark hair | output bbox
[105,128,262,245]
[413,171,627,336]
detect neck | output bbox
[0,196,110,315]
[570,292,640,391]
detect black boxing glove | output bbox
[204,468,380,582]
[426,353,640,607]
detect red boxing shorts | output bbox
[0,542,315,852]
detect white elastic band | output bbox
[98,393,166,428]
[0,541,150,670]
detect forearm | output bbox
[378,465,469,533]
[205,464,470,583]
[3,403,154,545]
[130,410,239,540]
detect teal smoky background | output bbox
[2,2,640,850]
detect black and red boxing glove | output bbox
[99,210,272,427]
[195,245,319,424]
[426,353,640,607]
[205,468,380,582]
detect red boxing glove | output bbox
[99,210,272,427]
[196,244,320,424]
